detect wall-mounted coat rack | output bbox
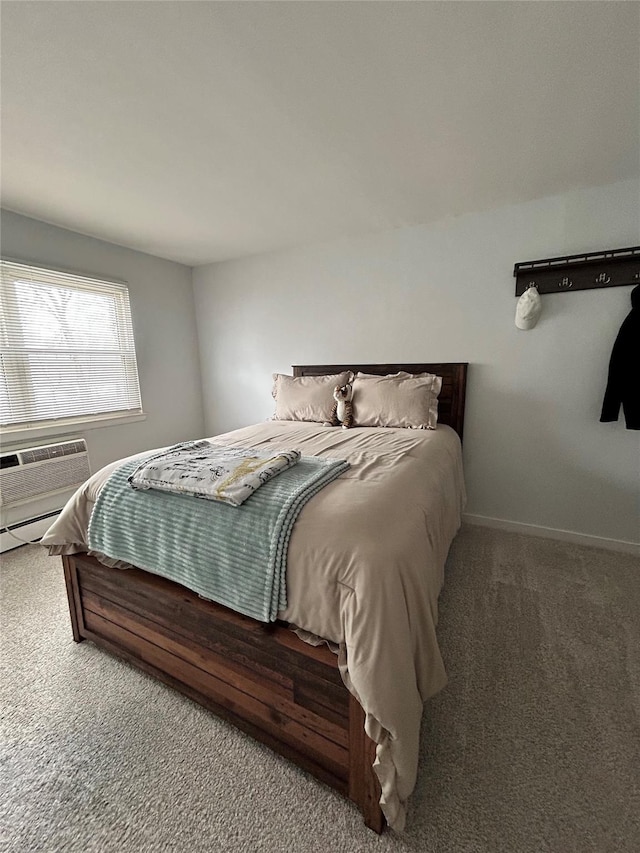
[514,246,640,297]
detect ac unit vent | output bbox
[0,439,90,509]
[19,440,87,465]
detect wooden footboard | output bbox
[62,553,384,832]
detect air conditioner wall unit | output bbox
[0,438,91,510]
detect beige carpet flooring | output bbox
[1,526,639,853]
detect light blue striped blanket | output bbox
[88,449,349,622]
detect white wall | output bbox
[193,179,640,546]
[1,210,205,528]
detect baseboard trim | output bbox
[462,514,640,556]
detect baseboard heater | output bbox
[0,510,62,552]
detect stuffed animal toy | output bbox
[325,383,354,429]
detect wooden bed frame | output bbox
[61,362,467,833]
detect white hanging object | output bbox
[515,284,542,330]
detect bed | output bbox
[43,362,467,833]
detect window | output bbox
[0,260,143,431]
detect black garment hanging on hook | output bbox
[600,284,640,430]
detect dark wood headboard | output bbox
[293,363,468,442]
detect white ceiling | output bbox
[1,2,638,267]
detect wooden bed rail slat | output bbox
[349,693,384,834]
[82,589,348,750]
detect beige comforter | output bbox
[42,421,465,830]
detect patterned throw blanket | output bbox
[88,450,349,622]
[128,440,301,507]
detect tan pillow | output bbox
[272,372,353,423]
[351,371,442,429]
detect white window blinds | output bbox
[0,260,143,429]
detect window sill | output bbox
[0,412,147,445]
